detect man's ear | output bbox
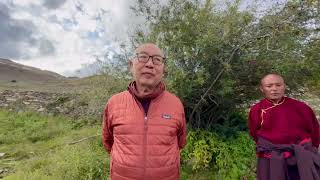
[128,60,133,73]
[259,85,264,94]
[163,66,167,78]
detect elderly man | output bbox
[248,73,320,180]
[102,43,187,180]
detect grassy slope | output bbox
[0,110,215,180]
[0,110,109,180]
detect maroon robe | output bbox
[249,97,320,179]
[249,97,320,148]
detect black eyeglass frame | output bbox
[135,53,166,65]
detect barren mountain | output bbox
[0,59,65,83]
[0,59,97,93]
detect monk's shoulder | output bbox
[250,99,264,112]
[285,97,312,111]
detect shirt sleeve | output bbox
[248,106,261,142]
[309,107,320,148]
[102,103,114,154]
[178,109,187,149]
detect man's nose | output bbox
[270,86,277,91]
[145,57,155,67]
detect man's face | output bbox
[129,44,165,88]
[260,75,286,103]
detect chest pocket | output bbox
[110,104,144,135]
[148,112,181,137]
[146,112,181,147]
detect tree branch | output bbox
[188,34,270,122]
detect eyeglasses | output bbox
[136,53,166,65]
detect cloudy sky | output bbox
[0,0,285,77]
[0,0,143,77]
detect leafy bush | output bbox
[215,133,256,180]
[211,111,248,138]
[182,130,256,179]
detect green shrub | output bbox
[182,130,256,179]
[212,111,248,138]
[182,130,221,170]
[215,133,256,180]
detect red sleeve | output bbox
[248,105,261,142]
[309,108,320,148]
[102,103,114,154]
[178,109,187,149]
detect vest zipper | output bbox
[135,98,150,180]
[142,116,148,180]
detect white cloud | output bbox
[18,53,95,75]
[1,0,143,77]
[11,0,41,6]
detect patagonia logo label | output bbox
[162,114,172,119]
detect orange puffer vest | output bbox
[102,90,187,180]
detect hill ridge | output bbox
[0,58,65,83]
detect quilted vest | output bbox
[103,90,186,180]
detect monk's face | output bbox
[260,74,286,103]
[129,43,165,88]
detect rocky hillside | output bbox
[0,90,100,120]
[0,59,65,83]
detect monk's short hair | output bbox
[260,73,285,86]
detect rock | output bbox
[0,90,86,117]
[55,107,64,113]
[5,98,17,102]
[23,101,30,105]
[30,99,40,102]
[37,107,45,112]
[0,167,9,175]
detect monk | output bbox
[248,73,320,180]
